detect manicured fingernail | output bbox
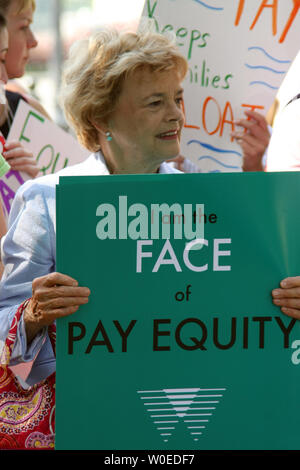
[272,290,280,296]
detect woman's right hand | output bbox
[24,272,91,344]
[3,140,39,179]
[231,110,270,172]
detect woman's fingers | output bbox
[35,285,91,302]
[33,272,79,289]
[272,276,300,298]
[28,272,91,327]
[3,143,33,160]
[278,308,300,320]
[37,294,90,311]
[32,305,83,324]
[4,158,39,178]
[273,297,300,309]
[272,287,300,299]
[279,276,300,288]
[3,141,39,178]
[272,277,300,320]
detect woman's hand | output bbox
[272,277,300,320]
[231,110,270,172]
[3,140,39,179]
[24,272,91,344]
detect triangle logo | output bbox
[137,387,226,443]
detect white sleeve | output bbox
[0,179,55,364]
[266,100,300,171]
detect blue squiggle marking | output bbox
[248,47,291,64]
[249,81,279,90]
[192,0,223,11]
[245,63,286,74]
[197,155,240,170]
[188,139,242,157]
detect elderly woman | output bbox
[0,27,299,387]
[0,27,187,385]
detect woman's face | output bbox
[106,66,185,171]
[5,0,38,78]
[0,27,8,84]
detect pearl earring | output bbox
[106,131,112,142]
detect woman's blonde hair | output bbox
[18,0,35,13]
[60,25,188,152]
[1,0,36,14]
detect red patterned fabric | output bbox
[0,300,55,450]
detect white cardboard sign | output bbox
[142,0,300,172]
[0,100,89,218]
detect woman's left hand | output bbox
[231,110,270,172]
[272,277,300,320]
[3,140,39,179]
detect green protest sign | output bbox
[55,172,300,450]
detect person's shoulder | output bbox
[5,89,25,112]
[272,97,300,136]
[16,154,97,198]
[278,96,300,121]
[15,173,58,205]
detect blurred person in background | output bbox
[0,4,38,178]
[0,0,50,136]
[266,93,300,171]
[0,10,38,277]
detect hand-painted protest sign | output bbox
[0,100,89,218]
[141,0,300,172]
[56,172,300,450]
